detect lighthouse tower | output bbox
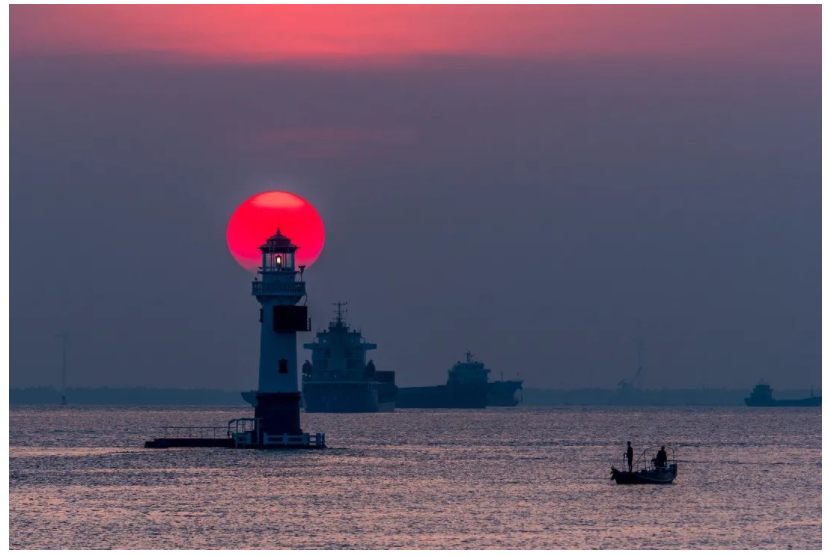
[251,228,314,443]
[144,226,324,450]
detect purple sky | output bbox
[10,6,821,390]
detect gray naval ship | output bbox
[300,303,397,413]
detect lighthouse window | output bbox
[278,359,288,374]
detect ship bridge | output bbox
[303,302,377,381]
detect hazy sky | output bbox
[10,5,821,390]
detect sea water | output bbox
[9,406,821,549]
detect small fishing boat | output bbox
[611,446,678,485]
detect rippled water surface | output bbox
[9,406,821,549]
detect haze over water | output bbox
[10,406,820,549]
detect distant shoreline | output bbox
[9,386,820,407]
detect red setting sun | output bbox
[226,191,325,273]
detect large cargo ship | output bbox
[300,303,397,413]
[397,352,523,408]
[745,382,821,407]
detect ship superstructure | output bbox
[301,303,397,412]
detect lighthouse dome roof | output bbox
[259,228,298,252]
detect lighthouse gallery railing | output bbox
[251,282,305,295]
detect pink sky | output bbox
[10,5,820,68]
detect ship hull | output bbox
[302,381,395,413]
[487,380,524,407]
[397,382,524,409]
[377,400,396,412]
[241,390,257,407]
[745,397,821,407]
[396,385,488,408]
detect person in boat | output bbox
[654,446,668,468]
[625,441,634,472]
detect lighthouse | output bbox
[247,227,324,448]
[145,226,325,449]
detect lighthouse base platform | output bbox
[144,418,325,450]
[145,437,235,449]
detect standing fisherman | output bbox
[655,445,668,468]
[625,441,634,472]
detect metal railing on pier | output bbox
[262,432,325,447]
[149,420,325,449]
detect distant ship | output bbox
[300,303,397,413]
[744,382,821,407]
[397,352,523,408]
